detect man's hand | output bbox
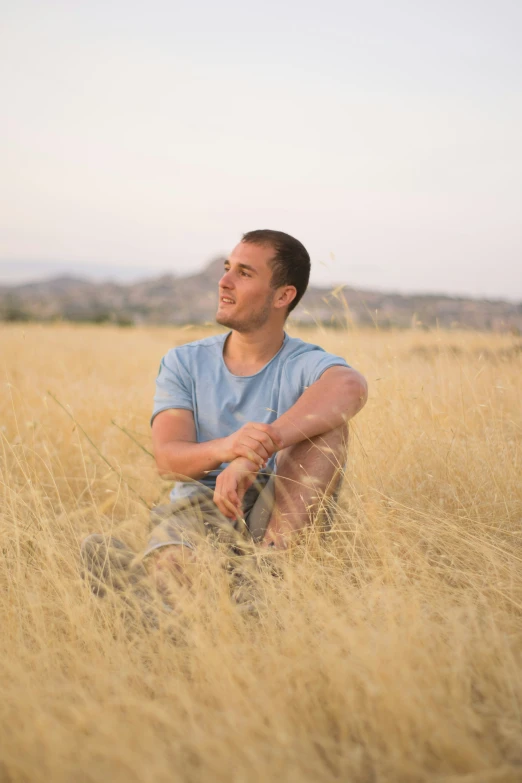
[219,423,284,469]
[213,457,259,519]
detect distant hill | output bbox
[1,257,520,331]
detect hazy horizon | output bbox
[2,1,521,300]
[1,258,521,303]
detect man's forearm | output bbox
[155,438,226,481]
[154,420,282,482]
[270,367,368,449]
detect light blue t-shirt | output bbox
[151,331,350,500]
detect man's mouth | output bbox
[220,296,235,305]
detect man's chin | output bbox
[217,310,253,333]
[216,304,272,333]
[216,310,236,329]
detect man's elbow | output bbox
[154,455,171,480]
[153,445,176,479]
[156,461,187,481]
[344,371,368,415]
[154,446,200,481]
[156,465,172,480]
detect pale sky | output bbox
[1,0,521,299]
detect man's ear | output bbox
[275,286,297,310]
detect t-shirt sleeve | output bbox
[151,350,193,426]
[295,349,351,389]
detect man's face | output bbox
[216,242,278,332]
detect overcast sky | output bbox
[1,0,521,298]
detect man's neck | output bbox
[223,324,286,373]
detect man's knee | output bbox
[276,424,348,464]
[314,423,349,457]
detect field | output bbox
[1,323,521,783]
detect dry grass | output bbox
[0,322,521,783]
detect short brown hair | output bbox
[241,229,310,313]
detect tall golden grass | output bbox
[1,322,521,783]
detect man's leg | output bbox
[260,424,348,548]
[80,534,147,596]
[142,492,249,598]
[137,425,348,593]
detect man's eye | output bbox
[240,270,250,277]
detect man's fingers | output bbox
[232,446,260,467]
[251,423,284,451]
[228,488,241,508]
[235,423,283,460]
[214,494,236,518]
[251,432,278,455]
[214,486,241,519]
[238,431,277,460]
[241,435,270,460]
[249,425,279,450]
[237,445,266,467]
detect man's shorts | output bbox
[142,474,276,559]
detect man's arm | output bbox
[270,365,368,448]
[151,409,283,481]
[213,366,368,518]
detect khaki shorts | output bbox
[142,475,276,559]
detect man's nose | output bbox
[219,270,234,287]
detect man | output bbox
[82,230,367,599]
